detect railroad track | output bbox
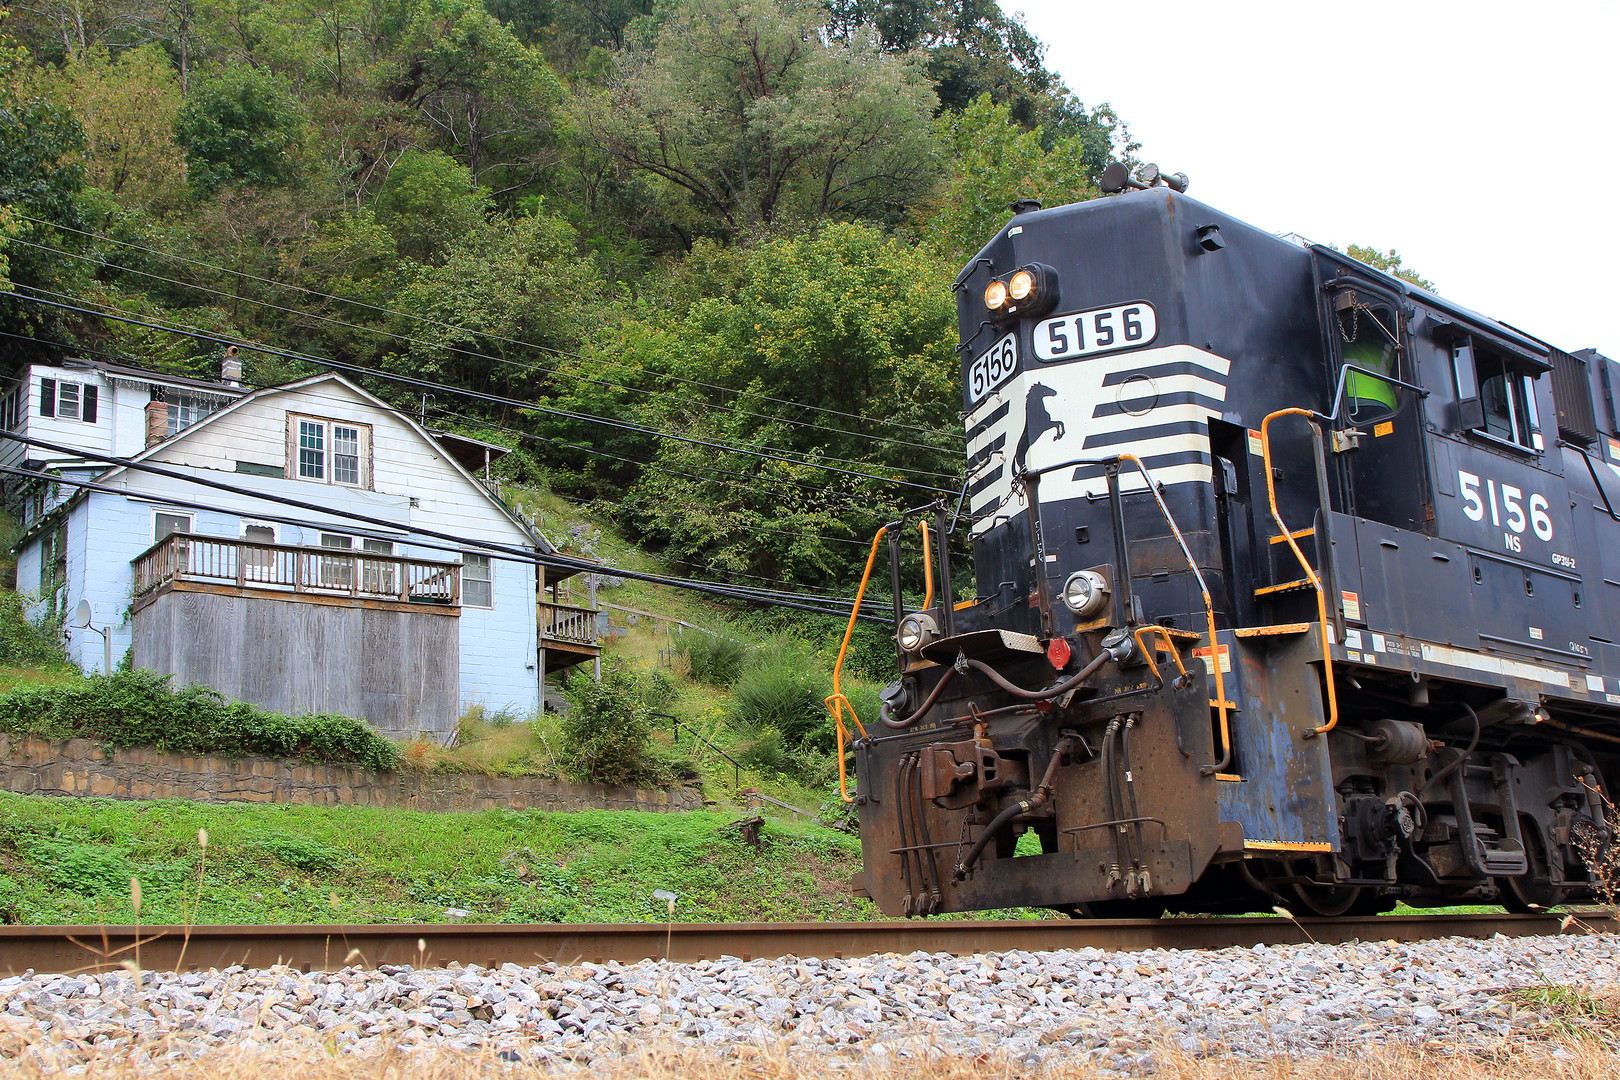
[1,913,1609,976]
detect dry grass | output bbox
[0,1034,1616,1080]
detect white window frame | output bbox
[167,393,228,436]
[153,511,193,542]
[462,552,493,608]
[287,414,372,489]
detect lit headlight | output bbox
[983,279,1008,310]
[1062,570,1110,616]
[1008,268,1035,301]
[897,612,938,653]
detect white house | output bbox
[4,362,592,739]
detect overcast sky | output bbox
[1001,0,1618,358]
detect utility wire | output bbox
[9,287,958,496]
[2,432,885,621]
[13,214,964,441]
[0,331,891,513]
[4,232,959,470]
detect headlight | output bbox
[897,612,938,653]
[983,279,1008,310]
[1008,268,1035,301]
[1062,570,1110,616]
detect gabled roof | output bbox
[93,371,553,554]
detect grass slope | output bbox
[0,792,873,926]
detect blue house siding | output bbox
[12,373,549,726]
[458,556,540,717]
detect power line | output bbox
[0,335,900,547]
[0,330,880,512]
[8,287,959,496]
[4,232,961,471]
[1,432,887,621]
[13,213,965,442]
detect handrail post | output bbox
[1259,408,1340,737]
[1103,463,1135,625]
[934,504,955,637]
[1021,470,1055,639]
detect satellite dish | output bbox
[73,599,93,628]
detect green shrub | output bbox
[0,873,21,922]
[678,629,751,686]
[0,592,68,668]
[559,661,656,786]
[728,654,832,750]
[0,668,400,771]
[735,727,787,774]
[250,832,344,874]
[35,841,130,898]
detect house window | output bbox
[317,532,395,592]
[39,379,98,423]
[39,522,67,597]
[154,512,192,541]
[0,386,23,430]
[289,415,370,488]
[243,524,276,581]
[463,553,492,608]
[167,393,226,435]
[1453,338,1544,452]
[298,420,325,479]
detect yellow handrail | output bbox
[1115,453,1231,774]
[918,519,934,612]
[1132,625,1189,684]
[1259,408,1339,736]
[826,526,886,802]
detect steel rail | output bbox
[1,914,1607,976]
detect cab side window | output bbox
[1335,297,1402,424]
[1452,337,1543,452]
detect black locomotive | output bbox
[831,169,1619,917]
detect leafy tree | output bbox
[576,0,939,235]
[52,44,186,207]
[914,94,1118,266]
[609,223,961,585]
[1345,244,1435,292]
[0,27,86,338]
[174,63,308,195]
[826,0,1098,141]
[373,147,489,261]
[386,207,603,402]
[385,0,563,186]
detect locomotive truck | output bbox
[830,166,1619,917]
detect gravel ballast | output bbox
[2,933,1616,1068]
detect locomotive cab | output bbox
[832,177,1617,918]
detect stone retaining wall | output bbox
[0,735,705,813]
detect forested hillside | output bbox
[0,0,1132,595]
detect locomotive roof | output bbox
[966,188,1559,360]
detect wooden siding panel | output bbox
[132,591,458,737]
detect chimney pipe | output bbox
[145,391,168,448]
[222,345,242,388]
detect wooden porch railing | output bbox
[542,601,599,646]
[133,533,461,606]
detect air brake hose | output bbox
[952,736,1078,881]
[964,647,1115,701]
[1416,703,1480,797]
[880,665,959,729]
[883,642,1121,729]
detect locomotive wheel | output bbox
[1287,882,1364,918]
[1499,827,1568,913]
